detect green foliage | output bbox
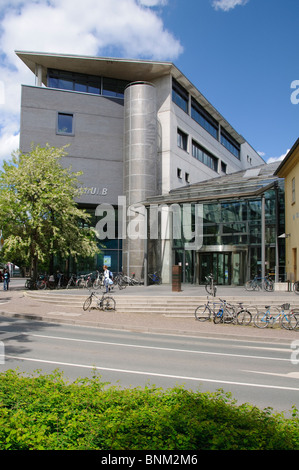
[0,369,298,450]
[0,144,99,275]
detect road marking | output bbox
[4,354,299,392]
[24,332,291,362]
[245,370,299,379]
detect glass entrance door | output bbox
[199,252,231,285]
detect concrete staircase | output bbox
[24,290,299,317]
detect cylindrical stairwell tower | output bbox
[123,81,157,279]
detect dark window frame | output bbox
[57,112,74,136]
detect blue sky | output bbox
[0,0,298,164]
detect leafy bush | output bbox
[0,369,298,450]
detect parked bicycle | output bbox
[76,272,93,288]
[195,298,256,325]
[66,273,77,289]
[245,275,274,292]
[195,298,234,323]
[205,274,217,296]
[36,274,56,290]
[122,272,141,286]
[148,271,162,285]
[82,291,116,312]
[253,303,299,330]
[92,270,104,289]
[113,273,127,290]
[25,278,38,290]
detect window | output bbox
[172,78,189,113]
[221,161,227,174]
[177,168,182,179]
[57,112,74,135]
[220,128,240,159]
[48,69,129,98]
[292,177,296,204]
[191,98,219,140]
[185,172,190,183]
[177,128,188,151]
[192,140,218,172]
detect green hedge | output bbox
[0,369,298,450]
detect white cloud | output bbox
[267,150,290,164]
[0,0,183,164]
[0,121,20,162]
[212,0,249,12]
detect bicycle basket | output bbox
[282,303,290,310]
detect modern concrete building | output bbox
[16,51,265,280]
[275,138,299,284]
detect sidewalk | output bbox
[0,280,298,343]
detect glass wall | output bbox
[172,182,285,285]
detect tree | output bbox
[0,144,99,278]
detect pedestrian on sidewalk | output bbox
[103,265,113,293]
[3,268,10,291]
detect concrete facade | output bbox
[17,51,265,279]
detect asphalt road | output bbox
[1,315,299,416]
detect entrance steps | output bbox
[24,290,299,316]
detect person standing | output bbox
[3,268,10,291]
[103,265,113,293]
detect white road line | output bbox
[4,354,299,392]
[24,332,291,362]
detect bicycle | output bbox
[235,302,256,326]
[66,273,77,289]
[76,272,93,288]
[36,274,56,290]
[148,271,162,285]
[82,291,116,312]
[245,275,274,292]
[92,270,104,289]
[253,303,299,330]
[205,274,217,296]
[195,298,234,322]
[113,273,127,290]
[122,272,141,286]
[25,278,38,290]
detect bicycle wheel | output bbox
[263,280,274,292]
[117,279,126,290]
[36,280,47,289]
[236,309,252,326]
[76,279,85,288]
[213,309,223,324]
[254,312,271,328]
[205,284,217,296]
[292,309,299,330]
[293,281,299,295]
[102,296,116,311]
[83,296,92,311]
[281,313,297,330]
[223,306,236,324]
[195,305,211,321]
